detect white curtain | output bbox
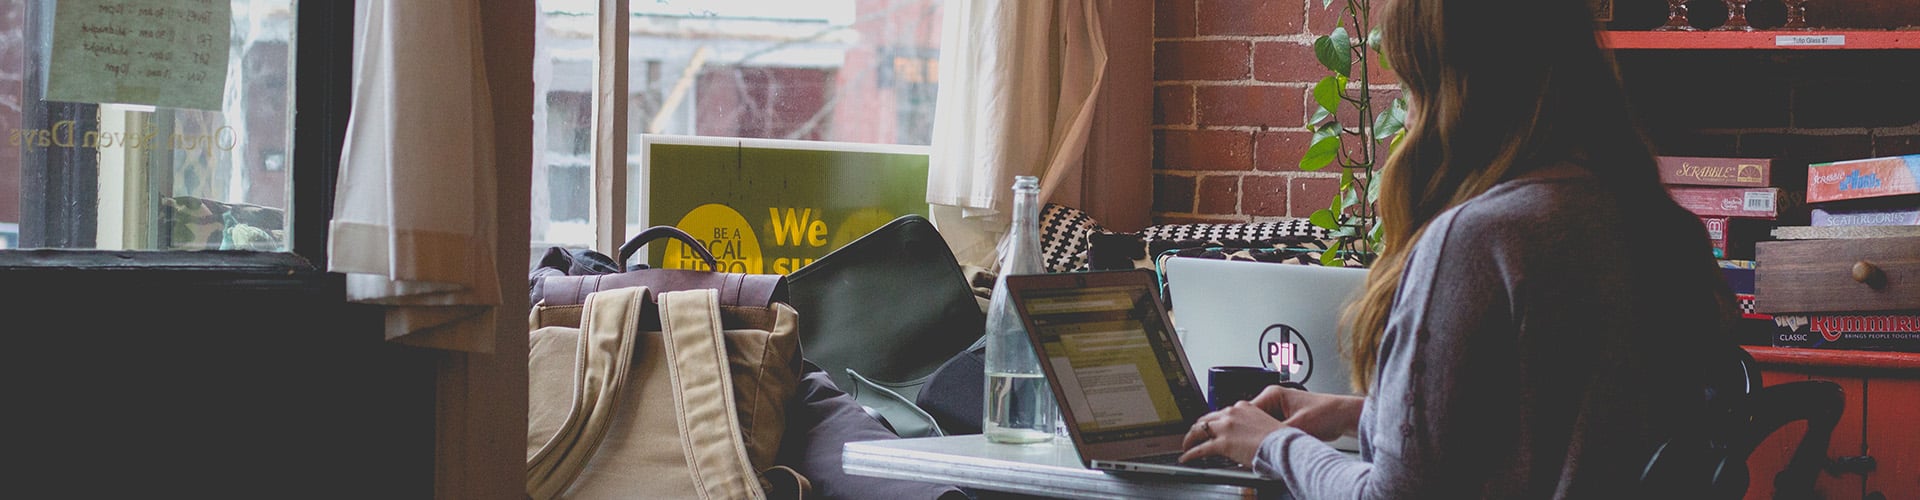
[926,0,1108,269]
[329,0,501,353]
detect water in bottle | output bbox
[982,175,1056,444]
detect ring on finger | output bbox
[1201,421,1215,439]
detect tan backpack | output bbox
[526,286,807,499]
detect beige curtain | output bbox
[329,0,501,353]
[925,0,1108,269]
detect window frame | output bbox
[0,0,352,279]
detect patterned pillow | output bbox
[1037,203,1355,273]
[1040,203,1103,273]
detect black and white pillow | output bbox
[1137,219,1329,242]
[1040,203,1102,273]
[1037,203,1352,273]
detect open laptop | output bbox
[1162,256,1368,451]
[1003,269,1267,482]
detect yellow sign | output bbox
[665,203,764,274]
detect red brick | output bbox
[1255,130,1312,171]
[1256,41,1397,86]
[1155,41,1252,81]
[1649,132,1741,158]
[1155,85,1195,127]
[1197,85,1306,128]
[1154,174,1198,213]
[1355,56,1397,86]
[1794,80,1920,128]
[1197,175,1242,214]
[1738,133,1874,165]
[1155,0,1197,38]
[1307,0,1387,36]
[1289,175,1341,218]
[1334,88,1404,131]
[1242,175,1291,216]
[1156,129,1255,171]
[1253,41,1322,84]
[1198,0,1303,36]
[1877,135,1920,157]
[1154,214,1250,225]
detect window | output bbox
[530,0,943,252]
[1,0,298,252]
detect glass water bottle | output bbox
[983,175,1056,444]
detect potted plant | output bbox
[1300,0,1408,267]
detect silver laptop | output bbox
[1003,269,1268,483]
[1162,257,1368,451]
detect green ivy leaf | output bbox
[1373,103,1403,141]
[1300,135,1341,171]
[1314,121,1340,141]
[1310,208,1338,230]
[1322,0,1337,9]
[1367,169,1382,204]
[1314,28,1353,77]
[1321,239,1345,267]
[1312,75,1345,118]
[1309,105,1331,125]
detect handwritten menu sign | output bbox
[46,0,231,110]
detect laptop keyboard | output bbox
[1132,452,1242,469]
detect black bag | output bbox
[787,215,986,438]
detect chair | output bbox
[1640,346,1845,499]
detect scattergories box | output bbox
[1811,205,1920,227]
[1771,311,1920,352]
[1806,154,1920,204]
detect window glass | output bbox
[528,0,942,251]
[0,0,295,251]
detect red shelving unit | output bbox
[1741,346,1920,500]
[1603,30,1920,50]
[1745,345,1920,371]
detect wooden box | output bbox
[1754,236,1920,314]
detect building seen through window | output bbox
[0,0,295,252]
[532,0,942,250]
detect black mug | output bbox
[1207,366,1298,411]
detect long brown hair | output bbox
[1344,0,1713,393]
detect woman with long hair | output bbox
[1177,0,1739,497]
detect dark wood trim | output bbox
[19,0,99,248]
[0,249,314,272]
[291,0,354,266]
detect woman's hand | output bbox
[1253,385,1365,442]
[1178,401,1282,466]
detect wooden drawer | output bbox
[1755,236,1920,314]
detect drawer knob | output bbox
[1851,261,1886,288]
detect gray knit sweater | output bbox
[1255,167,1724,499]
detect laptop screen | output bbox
[1018,282,1211,445]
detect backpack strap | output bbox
[527,286,651,499]
[659,289,767,500]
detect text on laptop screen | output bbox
[1023,284,1209,444]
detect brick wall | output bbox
[1151,0,1920,226]
[1152,0,1396,225]
[1620,50,1920,167]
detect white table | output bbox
[842,435,1284,499]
